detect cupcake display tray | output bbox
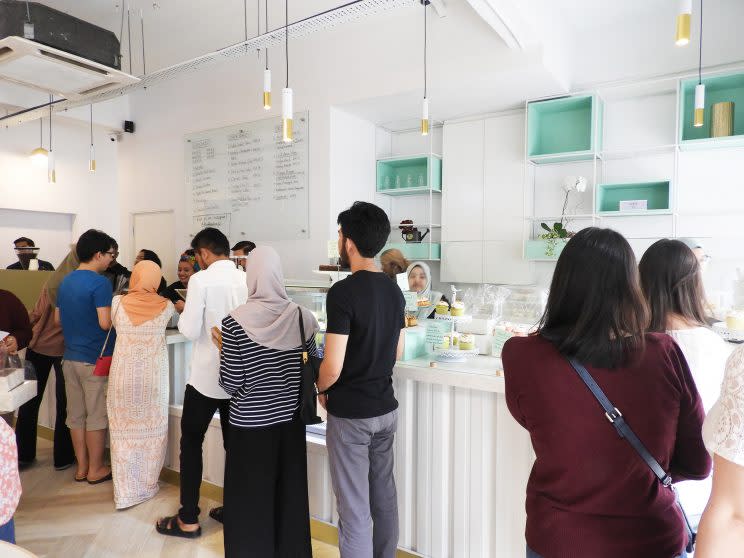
[713,322,744,343]
[433,347,479,363]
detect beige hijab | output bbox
[230,246,319,350]
[121,261,169,326]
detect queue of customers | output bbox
[2,202,744,557]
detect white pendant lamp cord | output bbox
[265,0,269,70]
[285,0,289,89]
[48,94,52,151]
[424,0,427,101]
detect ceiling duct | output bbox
[0,0,416,127]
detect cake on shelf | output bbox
[435,300,450,315]
[450,301,465,317]
[726,311,744,331]
[459,334,475,351]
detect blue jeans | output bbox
[527,546,687,558]
[0,518,15,544]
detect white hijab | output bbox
[229,246,319,350]
[406,261,432,298]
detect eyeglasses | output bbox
[105,251,119,259]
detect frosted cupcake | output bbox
[435,301,450,315]
[727,311,744,331]
[450,301,465,317]
[459,333,475,351]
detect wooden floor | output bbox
[14,438,340,558]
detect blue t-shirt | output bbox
[57,270,115,363]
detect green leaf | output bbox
[553,222,563,231]
[540,223,552,233]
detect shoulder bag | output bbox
[93,300,119,377]
[566,357,696,554]
[298,308,323,425]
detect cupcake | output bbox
[435,301,450,315]
[417,296,430,307]
[727,311,744,331]
[450,301,465,317]
[459,334,475,351]
[440,335,451,349]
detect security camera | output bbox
[108,132,124,142]
[110,136,116,142]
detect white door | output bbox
[132,211,177,283]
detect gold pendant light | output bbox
[676,0,692,46]
[421,0,429,136]
[89,104,96,172]
[263,0,271,110]
[29,117,48,166]
[282,0,293,143]
[693,0,705,128]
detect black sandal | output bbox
[156,515,202,539]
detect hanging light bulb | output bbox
[30,118,48,166]
[421,0,429,136]
[676,0,692,46]
[693,0,705,128]
[282,0,293,142]
[89,104,96,172]
[48,95,56,183]
[263,0,271,110]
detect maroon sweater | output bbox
[0,289,32,351]
[502,333,711,558]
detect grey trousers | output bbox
[327,409,399,558]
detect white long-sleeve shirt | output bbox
[178,259,248,399]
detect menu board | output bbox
[185,112,309,241]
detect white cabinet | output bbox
[441,241,484,284]
[442,120,484,242]
[484,114,524,240]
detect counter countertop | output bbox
[166,330,505,393]
[394,355,504,393]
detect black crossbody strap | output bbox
[567,357,695,549]
[567,358,672,486]
[298,308,308,364]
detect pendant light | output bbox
[29,117,48,167]
[282,0,292,143]
[676,0,692,46]
[48,95,56,183]
[263,0,271,110]
[693,0,704,128]
[89,104,96,172]
[421,0,429,136]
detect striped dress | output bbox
[218,315,318,428]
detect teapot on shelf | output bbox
[399,220,430,243]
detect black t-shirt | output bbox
[325,270,405,419]
[162,281,185,303]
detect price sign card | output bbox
[424,319,452,346]
[403,291,419,312]
[491,329,514,358]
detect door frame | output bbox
[129,209,175,271]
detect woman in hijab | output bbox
[406,261,444,319]
[218,246,319,558]
[108,260,174,509]
[15,248,78,471]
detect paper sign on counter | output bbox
[403,291,419,312]
[491,329,514,358]
[425,320,452,346]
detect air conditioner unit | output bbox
[0,36,139,99]
[0,1,138,100]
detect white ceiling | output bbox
[4,0,744,126]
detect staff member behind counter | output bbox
[162,253,198,313]
[406,261,446,319]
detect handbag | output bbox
[297,308,323,425]
[566,357,697,554]
[93,304,119,377]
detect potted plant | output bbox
[538,176,587,257]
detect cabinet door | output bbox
[441,241,483,284]
[484,114,525,241]
[442,120,484,242]
[484,241,533,285]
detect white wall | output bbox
[0,208,74,269]
[0,116,120,264]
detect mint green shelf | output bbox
[524,239,568,261]
[680,72,744,148]
[384,242,441,261]
[527,95,602,163]
[596,181,670,214]
[376,155,442,194]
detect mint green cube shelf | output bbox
[524,239,568,261]
[527,95,602,164]
[400,327,427,361]
[596,181,670,214]
[377,155,442,194]
[383,242,441,261]
[679,72,744,149]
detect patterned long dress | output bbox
[108,296,174,509]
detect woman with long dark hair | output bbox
[502,227,711,558]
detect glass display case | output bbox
[286,282,329,353]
